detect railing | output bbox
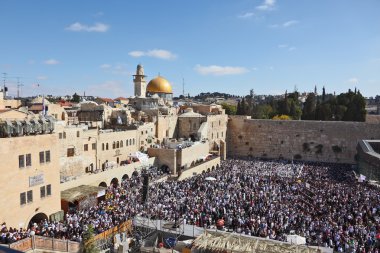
[86,220,133,246]
[6,236,81,252]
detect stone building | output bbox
[0,125,61,228]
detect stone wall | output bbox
[227,116,380,164]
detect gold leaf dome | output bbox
[147,76,173,94]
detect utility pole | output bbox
[182,78,185,97]
[16,77,24,98]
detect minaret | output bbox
[133,64,147,97]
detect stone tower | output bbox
[133,64,147,97]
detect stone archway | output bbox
[160,164,170,174]
[132,171,139,177]
[212,165,215,171]
[207,168,211,172]
[99,182,107,187]
[29,213,48,227]
[216,164,220,170]
[110,178,119,187]
[122,174,129,181]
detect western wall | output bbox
[227,116,380,164]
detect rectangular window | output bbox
[106,143,109,150]
[19,155,25,168]
[59,133,63,139]
[63,132,66,139]
[126,140,129,146]
[92,143,96,150]
[67,148,75,157]
[120,141,123,148]
[26,154,31,166]
[102,143,105,151]
[39,151,45,163]
[84,144,88,151]
[20,192,26,205]
[40,186,46,198]
[46,184,51,196]
[27,190,33,203]
[45,151,51,163]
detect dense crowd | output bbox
[1,159,379,252]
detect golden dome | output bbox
[147,76,173,94]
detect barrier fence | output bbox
[6,236,81,252]
[87,219,133,246]
[4,220,133,252]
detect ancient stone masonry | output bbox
[227,116,380,164]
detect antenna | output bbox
[16,77,24,98]
[2,73,6,99]
[182,78,185,97]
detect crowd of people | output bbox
[1,159,379,252]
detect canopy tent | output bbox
[129,151,149,163]
[286,234,306,245]
[193,231,323,253]
[61,185,106,203]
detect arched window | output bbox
[116,141,120,149]
[120,140,123,148]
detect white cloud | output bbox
[283,20,299,27]
[37,75,48,80]
[94,11,104,17]
[100,64,112,69]
[347,77,359,84]
[99,63,129,75]
[88,80,127,97]
[256,0,276,11]
[128,49,177,60]
[238,12,255,19]
[278,44,296,51]
[44,59,59,65]
[270,20,299,28]
[194,64,249,76]
[65,22,109,32]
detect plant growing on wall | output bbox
[315,144,323,154]
[303,142,311,152]
[332,145,342,153]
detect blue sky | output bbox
[0,0,379,98]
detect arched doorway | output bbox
[216,164,220,170]
[29,213,48,227]
[99,182,107,187]
[212,166,215,171]
[132,171,139,178]
[122,174,129,181]
[110,178,119,187]
[207,168,211,173]
[160,164,170,174]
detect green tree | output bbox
[241,97,247,115]
[302,93,316,120]
[83,225,99,253]
[71,93,80,103]
[252,104,274,119]
[236,101,242,115]
[221,103,237,115]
